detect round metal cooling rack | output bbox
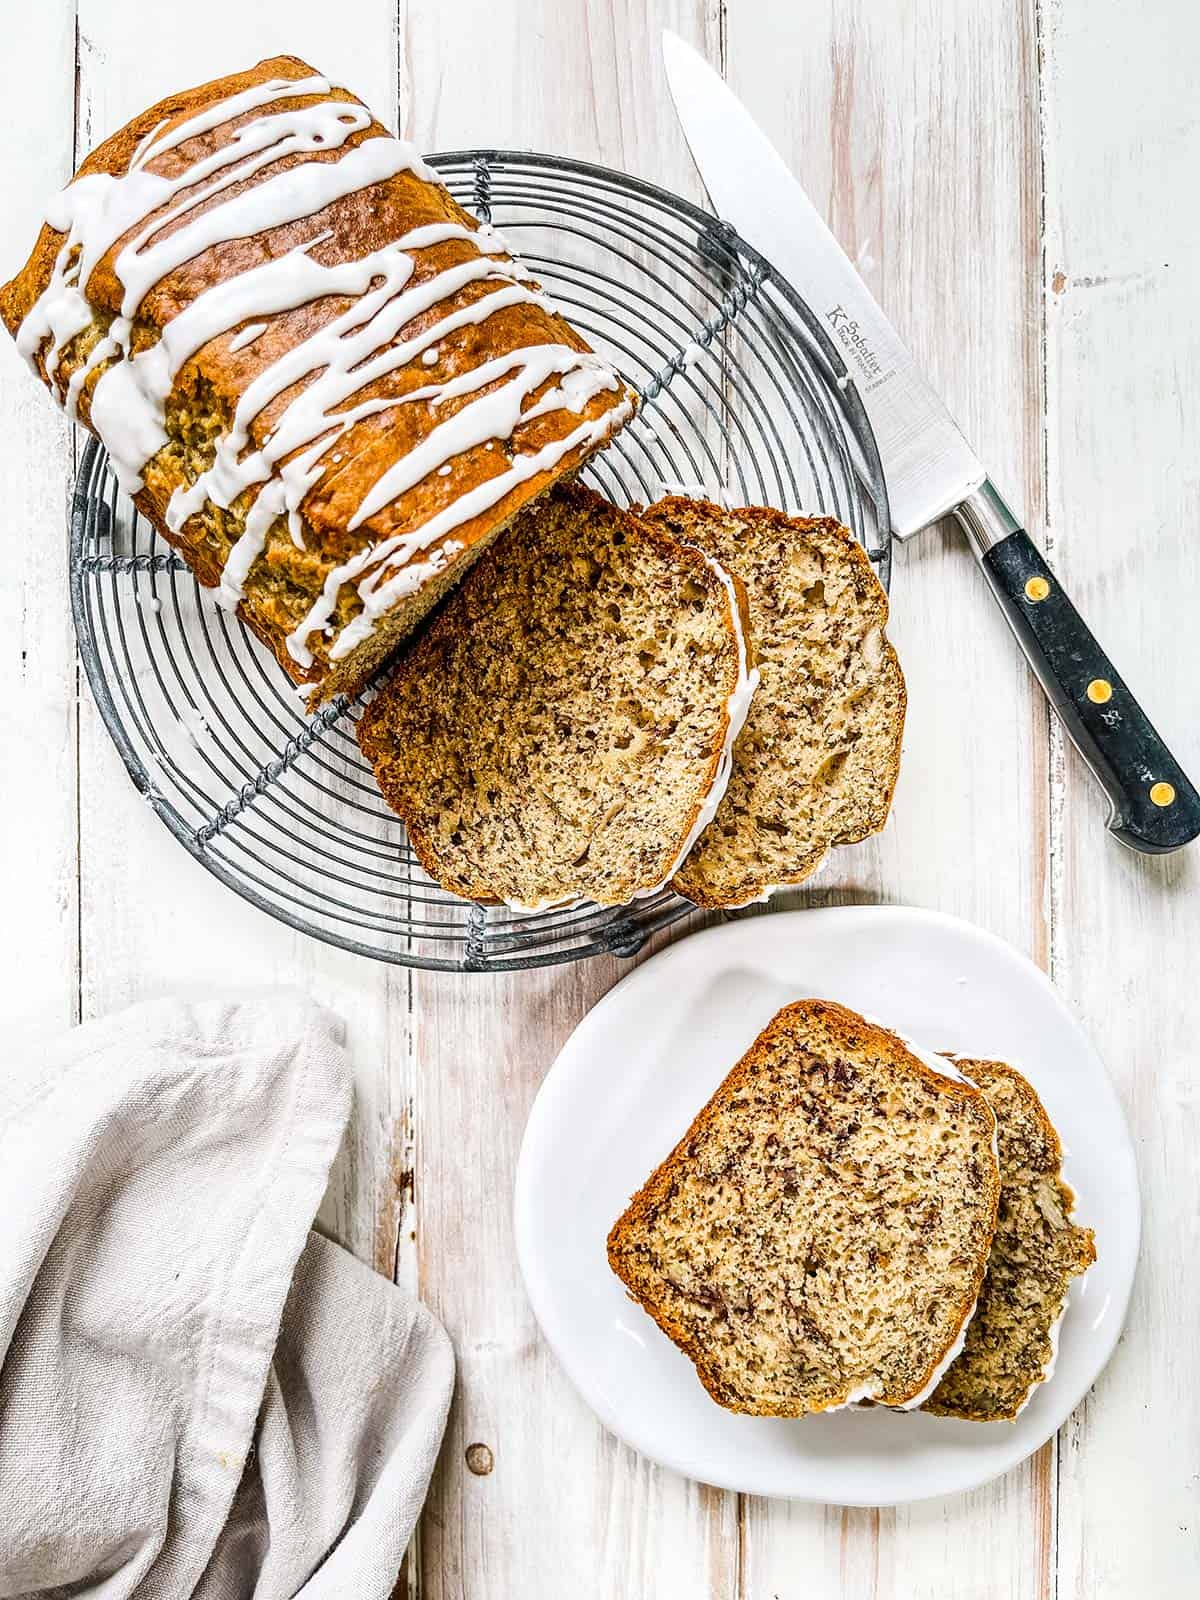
[70,151,890,973]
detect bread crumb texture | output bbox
[639,498,905,906]
[607,1000,1000,1416]
[357,482,745,907]
[923,1059,1096,1421]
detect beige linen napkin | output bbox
[0,991,453,1600]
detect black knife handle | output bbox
[972,523,1200,853]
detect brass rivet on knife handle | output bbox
[663,27,1200,856]
[977,518,1200,852]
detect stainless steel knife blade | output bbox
[661,29,1200,852]
[662,30,985,539]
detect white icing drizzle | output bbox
[20,75,410,396]
[293,394,632,666]
[503,549,758,915]
[651,551,758,884]
[897,1041,999,1409]
[346,348,620,531]
[818,1379,881,1415]
[165,239,562,609]
[18,71,628,662]
[655,479,709,499]
[227,320,268,352]
[722,880,791,909]
[895,1302,977,1411]
[818,1042,989,1413]
[813,1053,992,1414]
[902,1054,1094,1422]
[886,1033,980,1093]
[842,1022,1000,1410]
[818,1261,978,1415]
[654,478,738,510]
[1024,1300,1068,1399]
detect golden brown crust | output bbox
[607,1000,1000,1415]
[637,498,905,908]
[1,57,632,702]
[923,1058,1096,1421]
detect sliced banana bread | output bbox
[638,497,905,907]
[357,482,755,908]
[923,1059,1096,1421]
[607,1000,1000,1416]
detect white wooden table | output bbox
[2,3,1197,1595]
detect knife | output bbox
[663,30,1200,854]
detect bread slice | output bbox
[606,1000,1000,1416]
[637,497,905,907]
[357,482,755,908]
[923,1059,1096,1421]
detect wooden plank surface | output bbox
[0,1,1195,1596]
[1040,3,1200,1595]
[408,2,1049,1596]
[67,0,414,1294]
[0,0,78,1039]
[726,4,1051,1596]
[404,7,741,1597]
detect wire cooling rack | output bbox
[70,151,890,972]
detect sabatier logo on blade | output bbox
[826,304,886,388]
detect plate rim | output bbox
[513,903,1141,1505]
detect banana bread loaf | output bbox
[0,56,634,703]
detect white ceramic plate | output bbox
[514,906,1139,1506]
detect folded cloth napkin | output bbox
[0,991,454,1600]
